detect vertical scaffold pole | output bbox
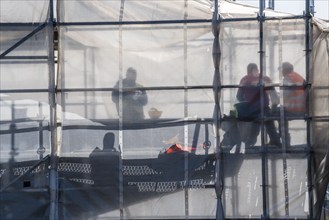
[212,0,224,219]
[259,0,269,218]
[48,0,58,219]
[183,0,189,218]
[118,1,125,219]
[277,19,290,217]
[305,0,314,218]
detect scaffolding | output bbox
[0,0,329,219]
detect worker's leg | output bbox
[265,120,282,146]
[283,119,291,146]
[243,122,260,147]
[264,107,281,146]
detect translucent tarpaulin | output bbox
[0,0,329,219]
[311,18,329,219]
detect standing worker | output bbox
[112,67,148,121]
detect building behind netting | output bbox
[0,0,329,219]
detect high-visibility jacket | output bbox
[283,72,306,113]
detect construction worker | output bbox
[236,63,281,147]
[112,67,148,121]
[282,62,306,113]
[280,62,306,146]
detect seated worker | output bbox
[236,63,281,147]
[89,132,120,187]
[112,67,148,121]
[280,62,306,146]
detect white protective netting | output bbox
[0,0,328,219]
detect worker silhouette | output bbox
[102,132,117,151]
[112,67,148,121]
[89,132,120,186]
[279,62,306,146]
[236,63,281,147]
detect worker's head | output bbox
[247,63,259,76]
[281,62,294,76]
[103,132,115,150]
[126,67,137,82]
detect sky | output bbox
[236,0,329,20]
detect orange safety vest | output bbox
[283,72,306,113]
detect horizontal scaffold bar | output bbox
[58,19,212,26]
